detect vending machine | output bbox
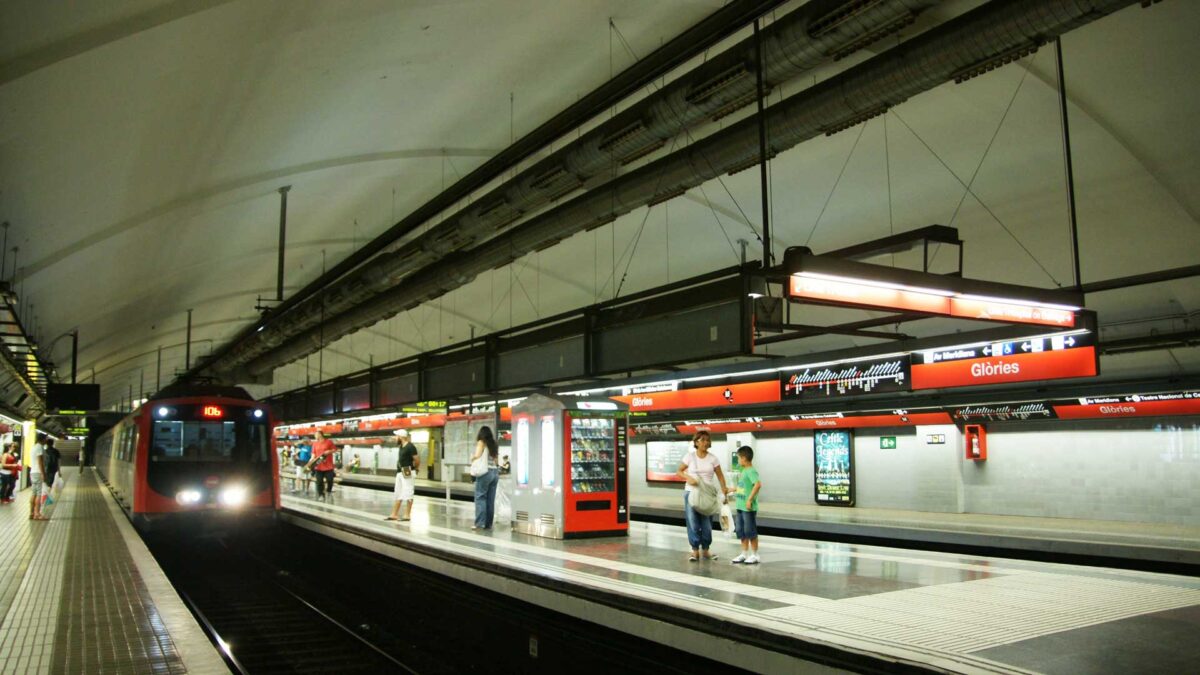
[510,393,629,539]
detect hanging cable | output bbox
[804,121,869,246]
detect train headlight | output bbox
[157,407,171,418]
[176,489,203,505]
[253,409,264,419]
[219,486,248,507]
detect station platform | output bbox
[332,472,1200,570]
[0,469,228,675]
[283,483,1200,674]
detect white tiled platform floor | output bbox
[284,484,1200,674]
[0,470,228,675]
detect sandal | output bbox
[384,516,398,521]
[702,552,717,561]
[689,553,699,562]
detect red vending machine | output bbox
[510,393,629,539]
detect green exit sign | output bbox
[880,436,897,449]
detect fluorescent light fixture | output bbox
[794,271,957,297]
[953,293,1080,312]
[576,401,618,410]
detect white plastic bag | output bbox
[719,502,735,538]
[496,476,513,522]
[469,452,488,477]
[53,474,66,495]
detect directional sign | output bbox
[880,436,897,449]
[912,334,1097,390]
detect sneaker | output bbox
[731,554,747,564]
[745,554,760,565]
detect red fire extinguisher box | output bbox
[964,424,987,461]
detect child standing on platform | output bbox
[730,446,762,565]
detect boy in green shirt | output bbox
[731,446,762,564]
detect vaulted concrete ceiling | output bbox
[1,0,1197,411]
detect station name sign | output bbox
[910,334,1096,390]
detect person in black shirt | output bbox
[44,438,61,491]
[386,430,419,521]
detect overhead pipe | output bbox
[240,0,1141,378]
[212,0,940,374]
[189,0,791,377]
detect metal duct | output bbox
[213,0,940,371]
[242,0,1142,378]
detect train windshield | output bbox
[151,416,270,463]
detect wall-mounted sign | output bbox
[880,436,897,449]
[1052,391,1200,420]
[66,427,89,435]
[612,380,779,412]
[925,433,946,444]
[911,335,1097,390]
[814,430,854,506]
[953,402,1058,423]
[780,356,909,399]
[676,411,951,434]
[646,440,691,482]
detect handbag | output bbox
[689,478,722,516]
[469,452,489,478]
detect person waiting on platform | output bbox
[44,438,61,492]
[469,426,500,530]
[0,442,19,504]
[729,446,762,565]
[29,437,48,521]
[349,453,361,474]
[294,441,312,493]
[676,430,728,562]
[386,431,419,521]
[305,431,337,500]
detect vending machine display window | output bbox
[571,417,614,493]
[515,417,530,486]
[541,415,556,487]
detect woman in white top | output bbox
[676,430,729,561]
[469,426,501,530]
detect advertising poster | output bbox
[814,430,854,506]
[646,440,691,482]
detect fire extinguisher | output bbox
[970,435,981,457]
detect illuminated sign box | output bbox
[785,251,1082,328]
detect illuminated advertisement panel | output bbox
[814,430,854,506]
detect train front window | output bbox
[152,419,268,463]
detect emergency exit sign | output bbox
[880,436,897,449]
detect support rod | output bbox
[71,330,78,384]
[754,18,771,268]
[1055,37,1082,292]
[185,309,193,371]
[0,222,7,280]
[156,345,162,392]
[276,185,291,302]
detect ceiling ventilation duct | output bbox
[237,0,1142,379]
[209,0,940,376]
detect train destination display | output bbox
[813,430,854,506]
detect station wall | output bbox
[628,419,1200,526]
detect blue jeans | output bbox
[474,468,499,528]
[683,490,713,551]
[735,509,758,541]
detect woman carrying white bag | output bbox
[675,430,729,562]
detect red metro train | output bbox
[96,384,280,530]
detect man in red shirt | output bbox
[306,431,338,500]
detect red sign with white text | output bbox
[612,381,779,412]
[789,276,1075,327]
[677,412,952,434]
[912,346,1097,390]
[950,297,1074,327]
[1053,398,1200,420]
